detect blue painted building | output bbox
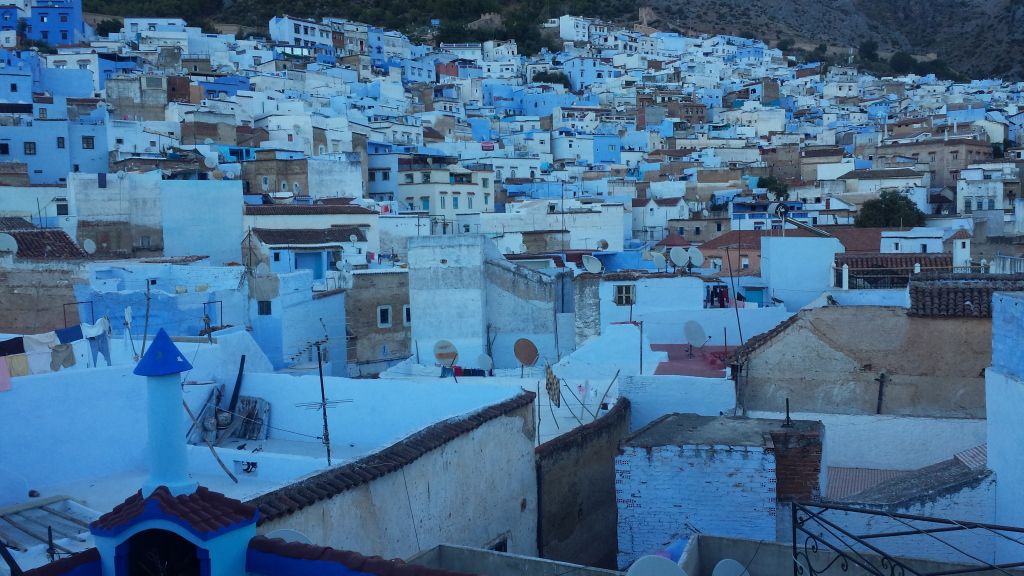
[25,0,88,45]
[0,98,107,184]
[198,75,251,99]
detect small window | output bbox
[9,83,16,92]
[421,198,429,210]
[921,244,928,254]
[24,142,36,155]
[273,252,281,262]
[403,305,411,326]
[989,198,996,210]
[964,199,972,213]
[404,173,413,183]
[38,108,47,119]
[115,138,124,145]
[894,242,900,251]
[0,143,8,155]
[81,136,95,149]
[60,14,67,22]
[257,301,272,315]
[421,172,430,183]
[614,284,636,306]
[140,235,150,248]
[482,178,489,188]
[56,203,68,216]
[961,241,967,249]
[741,257,749,269]
[694,226,702,236]
[468,197,473,209]
[377,305,392,328]
[715,222,722,232]
[452,196,459,210]
[484,194,490,205]
[381,171,390,181]
[368,171,376,181]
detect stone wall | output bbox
[536,397,630,569]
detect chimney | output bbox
[134,328,198,497]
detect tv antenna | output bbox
[684,320,710,359]
[292,338,344,465]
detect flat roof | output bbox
[623,413,821,448]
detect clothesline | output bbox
[0,317,114,392]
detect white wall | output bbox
[621,374,736,431]
[762,236,843,311]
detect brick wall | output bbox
[771,428,824,501]
[616,444,777,569]
[536,397,630,569]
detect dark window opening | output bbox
[258,301,272,315]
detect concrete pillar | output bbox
[841,263,849,290]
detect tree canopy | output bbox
[858,39,879,62]
[855,190,926,228]
[757,176,790,202]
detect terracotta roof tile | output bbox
[836,253,952,273]
[908,279,1024,318]
[4,229,87,259]
[655,233,690,247]
[247,391,535,524]
[245,204,377,216]
[251,227,366,245]
[0,216,35,231]
[91,486,258,540]
[948,228,973,240]
[836,168,922,180]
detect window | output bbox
[381,171,390,181]
[961,241,967,249]
[377,305,392,328]
[484,194,490,205]
[56,203,68,216]
[421,198,429,210]
[468,197,473,209]
[24,142,36,155]
[694,226,702,235]
[81,136,94,149]
[452,196,459,209]
[921,244,928,253]
[964,199,972,213]
[273,252,281,262]
[614,284,636,306]
[421,172,430,183]
[715,222,722,232]
[403,305,411,326]
[60,14,67,22]
[368,171,376,181]
[115,138,123,145]
[257,301,272,315]
[404,173,413,183]
[481,178,489,188]
[439,195,446,209]
[9,83,16,92]
[741,257,749,269]
[140,235,150,248]
[0,143,8,154]
[39,14,47,22]
[38,108,46,119]
[989,198,996,210]
[294,23,300,33]
[60,30,66,40]
[893,242,900,251]
[40,31,47,40]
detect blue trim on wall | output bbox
[246,549,377,576]
[90,499,257,541]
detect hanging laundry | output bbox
[89,333,112,367]
[81,317,109,338]
[23,332,59,353]
[545,364,561,408]
[26,350,52,375]
[55,325,84,344]
[0,337,25,357]
[6,353,28,377]
[50,344,76,371]
[71,339,91,369]
[0,357,10,392]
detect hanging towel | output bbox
[50,344,76,371]
[81,317,109,338]
[89,333,112,367]
[7,353,28,377]
[71,339,91,369]
[0,357,10,391]
[55,325,84,344]
[27,350,53,375]
[24,332,60,353]
[0,337,25,357]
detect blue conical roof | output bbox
[134,328,193,376]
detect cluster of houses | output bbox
[3,2,1024,576]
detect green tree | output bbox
[530,70,570,88]
[993,142,1005,159]
[815,43,828,54]
[777,38,794,51]
[757,176,790,201]
[890,51,917,74]
[855,190,926,228]
[95,18,122,36]
[858,39,878,62]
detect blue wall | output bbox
[25,0,86,45]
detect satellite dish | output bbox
[255,262,270,276]
[712,559,751,576]
[582,254,604,274]
[597,239,610,250]
[212,169,224,180]
[0,233,17,254]
[265,529,313,544]
[116,170,127,179]
[626,555,688,576]
[433,340,459,365]
[686,247,705,267]
[513,338,539,367]
[204,137,215,145]
[335,260,346,271]
[775,203,790,219]
[477,353,494,371]
[224,171,236,179]
[684,320,708,348]
[83,238,97,254]
[203,156,217,168]
[349,234,358,243]
[653,252,667,270]
[702,208,709,217]
[670,246,687,267]
[519,243,528,254]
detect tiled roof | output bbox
[245,204,377,215]
[248,536,476,576]
[91,486,258,540]
[653,197,682,207]
[837,168,922,180]
[251,227,367,245]
[948,228,973,240]
[655,233,690,247]
[836,253,952,272]
[827,467,907,500]
[247,391,535,524]
[698,227,894,253]
[801,147,845,158]
[631,198,649,207]
[954,444,987,470]
[23,548,100,576]
[4,229,88,259]
[0,216,35,231]
[908,279,1024,318]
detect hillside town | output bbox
[2,2,1024,576]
